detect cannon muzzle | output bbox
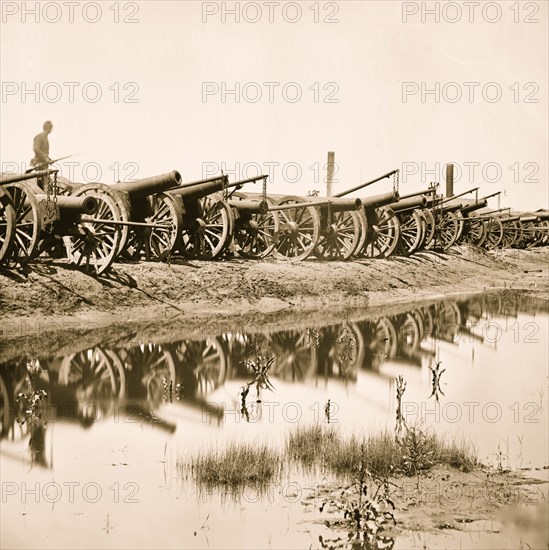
[33,194,99,215]
[111,170,182,195]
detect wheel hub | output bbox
[281,221,299,236]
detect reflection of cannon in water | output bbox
[2,339,230,435]
[56,341,225,427]
[59,338,231,425]
[227,322,365,384]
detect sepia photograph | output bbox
[1,1,548,548]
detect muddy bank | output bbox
[1,246,548,362]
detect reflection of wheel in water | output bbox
[58,347,125,401]
[433,301,462,342]
[484,294,502,317]
[120,344,176,404]
[332,322,365,377]
[0,372,12,438]
[373,317,398,362]
[410,309,426,342]
[465,298,484,321]
[398,312,422,355]
[266,331,315,382]
[416,307,434,338]
[174,338,227,395]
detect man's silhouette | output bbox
[31,121,53,170]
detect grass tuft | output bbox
[286,424,340,467]
[286,425,478,478]
[188,441,280,491]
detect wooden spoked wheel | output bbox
[396,210,425,256]
[180,196,235,260]
[351,208,369,258]
[420,208,436,249]
[362,206,401,258]
[517,220,541,249]
[316,209,361,260]
[432,210,461,251]
[500,220,522,248]
[462,212,488,246]
[0,188,16,265]
[483,217,504,249]
[125,193,183,261]
[3,183,42,264]
[272,196,321,261]
[231,193,280,259]
[66,186,122,275]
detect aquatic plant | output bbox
[286,424,340,469]
[239,356,275,422]
[187,441,280,493]
[306,327,320,350]
[394,375,407,437]
[162,376,183,403]
[317,445,396,550]
[428,361,445,402]
[287,425,477,479]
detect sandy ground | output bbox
[1,246,548,363]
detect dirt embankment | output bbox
[1,246,548,362]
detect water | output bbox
[1,291,547,549]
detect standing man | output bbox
[31,121,53,191]
[31,121,53,170]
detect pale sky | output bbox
[1,0,547,210]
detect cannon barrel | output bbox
[1,169,58,185]
[533,212,549,221]
[111,170,182,195]
[170,174,267,201]
[227,198,269,215]
[519,215,539,223]
[500,215,522,223]
[482,191,501,201]
[231,174,269,186]
[441,202,464,214]
[303,196,363,212]
[473,208,511,221]
[398,188,436,201]
[333,169,399,198]
[360,190,400,210]
[388,195,427,212]
[460,198,488,215]
[239,192,361,212]
[440,187,479,205]
[180,175,228,188]
[33,194,99,215]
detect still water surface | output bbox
[1,291,547,549]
